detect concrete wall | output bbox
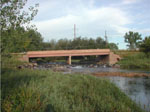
[97,52,121,65]
[109,52,121,65]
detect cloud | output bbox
[133,28,150,37]
[122,0,140,4]
[33,7,131,42]
[25,0,150,49]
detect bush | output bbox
[140,36,150,57]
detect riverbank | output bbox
[1,68,144,112]
[93,72,150,77]
[116,51,150,70]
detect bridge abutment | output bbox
[67,55,72,65]
[108,52,121,65]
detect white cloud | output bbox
[33,7,130,42]
[139,29,150,34]
[132,28,150,37]
[122,0,140,4]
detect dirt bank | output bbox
[92,72,150,77]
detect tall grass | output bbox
[118,52,150,70]
[114,50,139,58]
[1,55,144,112]
[1,54,26,69]
[1,68,144,112]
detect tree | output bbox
[25,29,43,51]
[124,31,142,50]
[1,0,39,53]
[96,37,107,49]
[108,43,118,50]
[140,36,150,56]
[1,0,38,30]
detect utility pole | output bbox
[105,30,108,47]
[105,30,108,43]
[74,24,76,39]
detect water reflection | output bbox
[105,77,150,112]
[65,66,150,74]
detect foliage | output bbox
[1,0,40,53]
[1,27,43,53]
[1,54,25,69]
[25,29,43,51]
[118,52,150,69]
[140,36,150,57]
[1,68,143,112]
[124,31,142,50]
[1,0,38,30]
[42,37,118,50]
[108,43,118,50]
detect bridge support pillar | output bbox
[67,55,72,65]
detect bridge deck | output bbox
[27,49,110,58]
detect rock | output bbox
[112,64,120,68]
[33,63,38,66]
[17,65,23,69]
[94,65,98,68]
[89,64,94,68]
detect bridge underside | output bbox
[21,49,120,65]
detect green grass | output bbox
[1,68,144,112]
[118,52,150,69]
[114,50,139,58]
[1,54,27,69]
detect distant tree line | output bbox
[41,37,118,51]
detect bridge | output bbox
[22,49,120,65]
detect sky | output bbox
[26,0,150,49]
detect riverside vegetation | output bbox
[1,56,144,112]
[116,51,150,70]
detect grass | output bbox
[115,50,150,70]
[1,55,145,112]
[1,68,144,112]
[114,50,139,58]
[117,52,150,70]
[1,54,26,69]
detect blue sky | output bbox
[26,0,150,49]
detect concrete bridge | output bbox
[22,49,120,65]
